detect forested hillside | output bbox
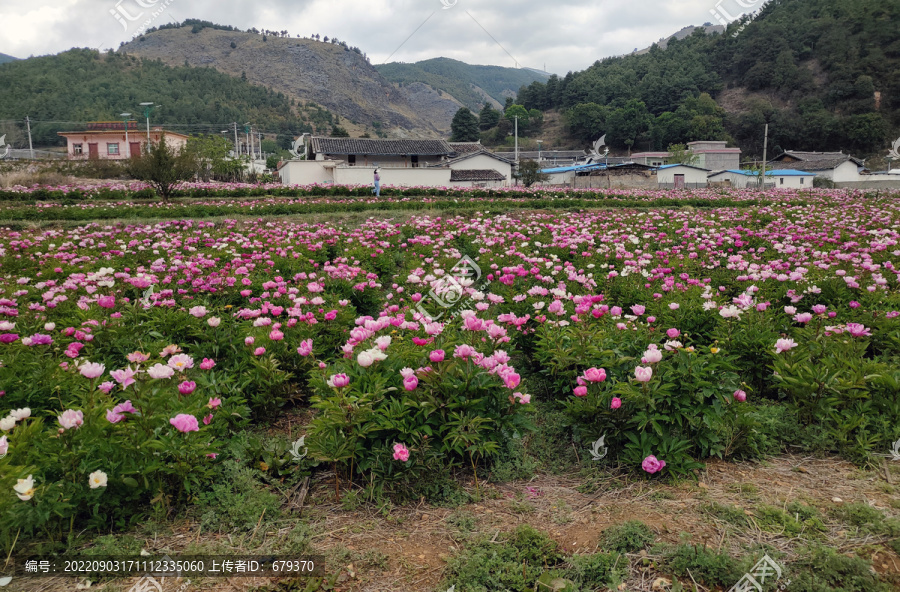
[0,48,316,147]
[377,58,548,111]
[517,0,900,157]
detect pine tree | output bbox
[450,108,480,142]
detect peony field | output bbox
[2,185,900,591]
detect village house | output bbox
[767,151,865,183]
[57,121,188,160]
[656,164,711,189]
[708,169,815,189]
[279,137,513,188]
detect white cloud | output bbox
[0,0,739,72]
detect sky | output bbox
[0,0,766,74]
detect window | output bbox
[800,177,804,184]
[412,155,419,168]
[347,155,356,166]
[780,178,784,185]
[73,144,83,155]
[107,143,120,156]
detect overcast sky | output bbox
[0,0,765,74]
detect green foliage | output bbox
[330,125,350,137]
[451,108,481,142]
[126,134,200,199]
[516,159,550,187]
[786,546,895,592]
[667,143,698,165]
[441,525,564,592]
[478,102,501,131]
[600,520,655,553]
[660,544,746,588]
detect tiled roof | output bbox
[450,169,506,182]
[448,142,484,156]
[772,151,864,170]
[308,137,453,156]
[440,150,515,167]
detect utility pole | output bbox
[514,116,519,185]
[258,130,262,159]
[25,116,34,159]
[760,123,768,189]
[233,122,239,157]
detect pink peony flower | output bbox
[666,328,680,339]
[642,349,663,364]
[110,366,138,387]
[200,358,216,370]
[189,305,208,318]
[167,354,194,372]
[429,349,445,362]
[97,295,116,309]
[503,372,521,389]
[0,435,7,456]
[113,400,137,414]
[574,385,588,397]
[106,409,125,424]
[849,301,860,309]
[170,414,199,433]
[147,364,175,379]
[634,366,653,382]
[203,414,213,425]
[774,338,798,354]
[79,361,105,379]
[0,333,18,344]
[610,397,622,409]
[297,339,313,356]
[97,381,116,393]
[244,336,255,346]
[126,351,150,363]
[403,375,419,391]
[254,347,266,356]
[207,397,222,409]
[392,443,410,462]
[583,367,607,383]
[453,344,477,359]
[793,312,813,324]
[178,381,196,395]
[733,389,747,402]
[642,455,666,474]
[631,304,646,316]
[58,409,84,430]
[269,329,284,341]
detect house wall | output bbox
[832,160,862,183]
[656,167,708,186]
[449,153,512,183]
[62,132,187,160]
[772,175,814,189]
[575,171,657,190]
[538,171,576,186]
[334,166,451,187]
[449,179,505,188]
[835,178,900,189]
[280,161,335,186]
[701,152,741,171]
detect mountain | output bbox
[0,53,17,64]
[516,0,900,158]
[376,57,549,112]
[119,24,462,136]
[633,24,726,54]
[0,48,312,147]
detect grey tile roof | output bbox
[450,169,507,182]
[771,151,864,170]
[448,142,484,156]
[309,136,453,156]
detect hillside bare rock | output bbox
[120,28,446,137]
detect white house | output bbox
[707,169,814,189]
[441,142,514,184]
[656,164,710,189]
[767,151,864,183]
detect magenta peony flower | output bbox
[254,347,266,356]
[666,328,680,339]
[207,397,222,409]
[642,455,666,474]
[106,409,125,424]
[113,400,137,414]
[610,397,622,409]
[392,443,410,462]
[200,357,216,370]
[453,344,477,359]
[178,381,196,395]
[573,385,588,397]
[97,296,116,309]
[170,414,199,433]
[403,375,419,391]
[503,372,521,389]
[297,339,313,356]
[327,373,350,388]
[269,329,284,341]
[429,349,445,362]
[0,334,18,344]
[203,414,213,425]
[733,389,747,402]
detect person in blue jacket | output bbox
[373,169,381,197]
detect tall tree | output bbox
[478,103,501,130]
[126,134,198,200]
[450,108,480,142]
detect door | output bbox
[130,142,141,158]
[674,174,685,189]
[88,143,99,159]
